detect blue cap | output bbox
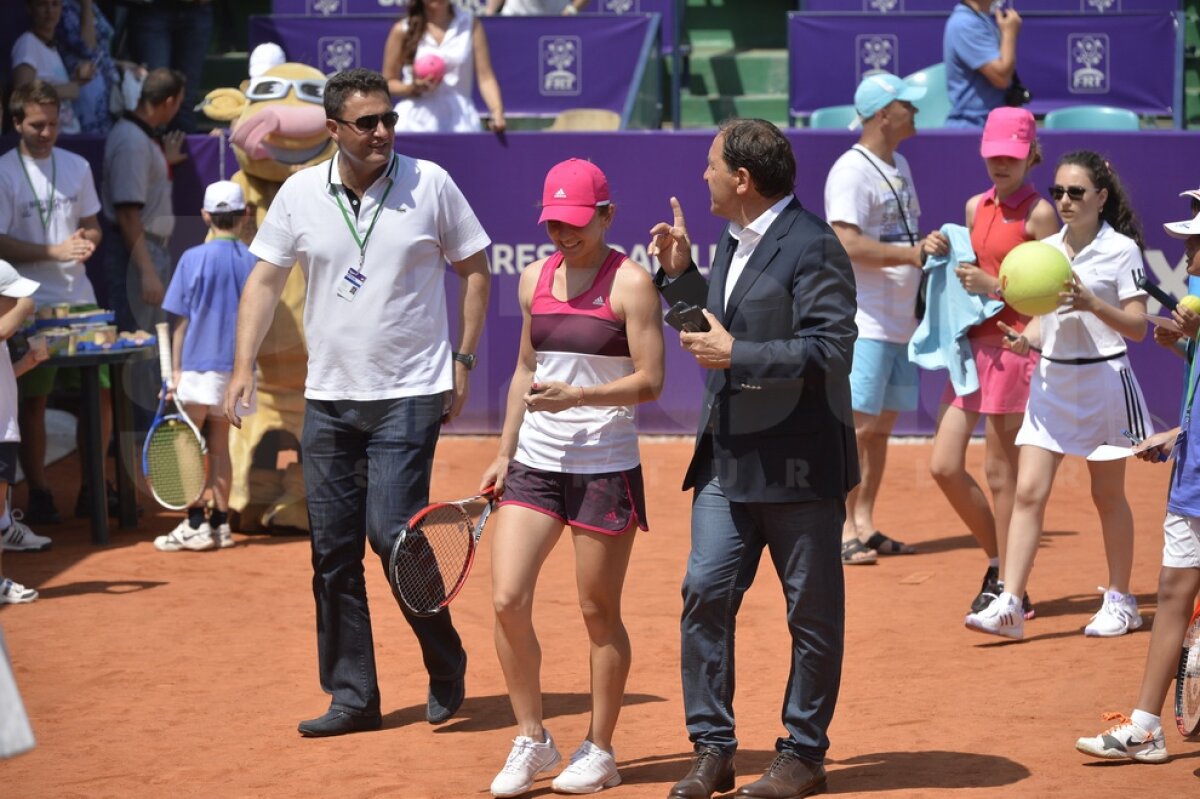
[853,72,926,120]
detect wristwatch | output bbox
[452,351,477,370]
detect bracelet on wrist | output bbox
[576,386,585,405]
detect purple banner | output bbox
[800,1,1179,12]
[17,128,1199,436]
[788,12,1179,117]
[249,14,658,117]
[271,0,680,53]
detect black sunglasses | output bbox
[332,111,399,133]
[1048,184,1096,202]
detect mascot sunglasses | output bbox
[246,76,324,104]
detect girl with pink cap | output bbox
[928,107,1058,619]
[480,158,664,797]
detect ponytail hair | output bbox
[1056,150,1145,250]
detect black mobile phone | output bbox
[664,301,711,333]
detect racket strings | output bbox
[145,421,207,508]
[392,506,473,613]
[1182,620,1200,732]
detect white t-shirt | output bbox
[0,343,17,443]
[250,152,491,401]
[1038,222,1146,360]
[824,144,922,343]
[10,33,80,134]
[0,147,101,306]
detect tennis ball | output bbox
[999,241,1073,317]
[1180,294,1200,314]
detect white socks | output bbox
[1130,709,1160,732]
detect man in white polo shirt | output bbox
[226,68,491,738]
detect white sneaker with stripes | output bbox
[490,731,561,798]
[1084,590,1143,637]
[1075,713,1167,763]
[964,591,1024,639]
[0,512,51,552]
[154,520,214,552]
[551,739,621,794]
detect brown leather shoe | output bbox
[735,751,826,798]
[668,746,735,799]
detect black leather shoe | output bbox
[427,651,466,724]
[668,746,735,799]
[297,708,382,737]
[735,751,825,798]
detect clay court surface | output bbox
[3,436,1199,798]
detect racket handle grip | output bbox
[155,321,172,382]
[1137,275,1178,311]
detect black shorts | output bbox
[0,442,17,484]
[499,460,648,535]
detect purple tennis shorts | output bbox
[499,460,648,535]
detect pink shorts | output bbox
[940,343,1035,416]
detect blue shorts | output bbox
[850,338,919,416]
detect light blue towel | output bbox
[907,224,1005,396]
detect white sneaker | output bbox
[154,520,214,552]
[491,731,562,798]
[213,523,235,549]
[1,512,51,552]
[1075,713,1167,763]
[964,592,1024,639]
[551,740,621,794]
[0,577,38,604]
[1084,590,1143,637]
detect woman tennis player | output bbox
[480,159,664,797]
[928,108,1058,617]
[966,150,1152,641]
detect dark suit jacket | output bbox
[656,196,861,504]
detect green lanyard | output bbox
[17,151,56,233]
[1186,340,1199,420]
[333,155,395,269]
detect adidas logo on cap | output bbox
[554,188,567,199]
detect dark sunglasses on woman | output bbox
[1048,184,1096,202]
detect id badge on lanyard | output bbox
[337,267,366,302]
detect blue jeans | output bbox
[125,3,213,132]
[680,460,845,762]
[302,395,465,716]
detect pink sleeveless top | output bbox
[516,249,639,474]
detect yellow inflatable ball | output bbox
[999,241,1073,317]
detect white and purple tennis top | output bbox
[514,248,640,474]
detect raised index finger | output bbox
[670,196,686,230]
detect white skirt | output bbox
[1015,354,1151,456]
[176,370,256,415]
[394,87,482,133]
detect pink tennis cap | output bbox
[538,158,610,227]
[980,107,1036,159]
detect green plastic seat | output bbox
[902,63,948,130]
[807,104,859,129]
[1043,105,1140,131]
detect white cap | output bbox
[0,259,39,299]
[1164,211,1200,240]
[203,180,246,213]
[1180,188,1200,204]
[249,43,286,78]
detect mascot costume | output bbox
[198,63,336,532]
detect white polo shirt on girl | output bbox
[249,152,490,401]
[1038,222,1146,360]
[0,146,101,306]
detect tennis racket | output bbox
[141,322,208,510]
[388,488,495,617]
[1176,598,1200,736]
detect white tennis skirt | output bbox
[1015,354,1151,456]
[176,370,255,415]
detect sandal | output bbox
[841,538,878,565]
[865,531,916,556]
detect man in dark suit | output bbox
[648,119,859,799]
